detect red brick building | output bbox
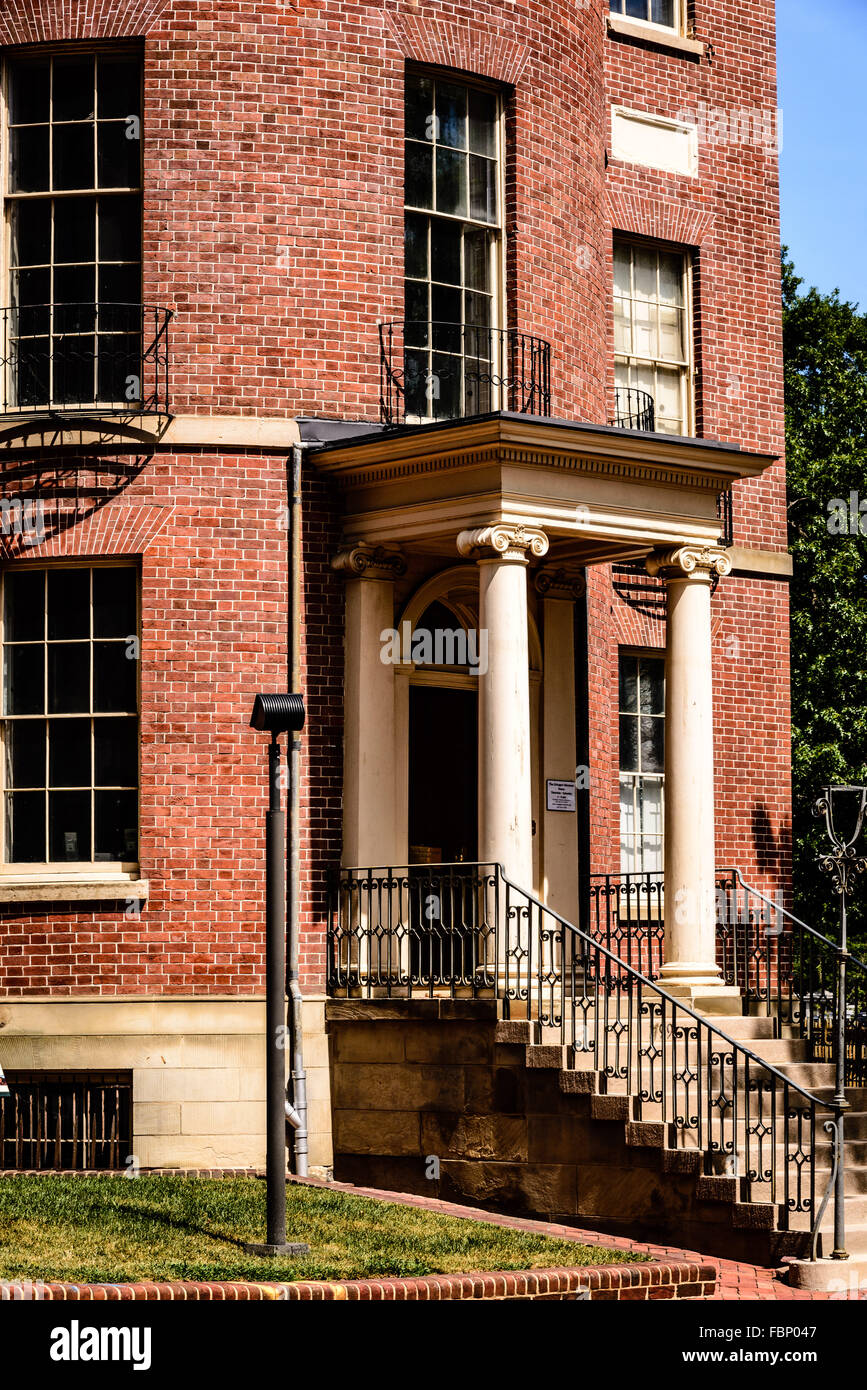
[0,0,790,1174]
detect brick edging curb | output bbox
[1,1261,716,1301]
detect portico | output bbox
[315,413,775,996]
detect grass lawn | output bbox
[0,1176,646,1284]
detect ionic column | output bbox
[646,545,736,1005]
[457,524,549,889]
[332,542,406,868]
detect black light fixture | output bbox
[245,692,308,1258]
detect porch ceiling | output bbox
[311,412,777,561]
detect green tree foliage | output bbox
[783,251,867,946]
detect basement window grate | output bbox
[0,1071,132,1172]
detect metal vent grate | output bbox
[0,1071,132,1172]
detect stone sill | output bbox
[607,14,705,58]
[0,876,148,903]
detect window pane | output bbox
[10,61,50,125]
[632,296,657,358]
[404,280,428,331]
[98,195,142,262]
[431,284,461,330]
[5,571,44,641]
[436,82,467,150]
[614,297,632,354]
[625,0,648,17]
[430,353,461,419]
[49,789,91,861]
[404,350,428,417]
[98,263,141,304]
[464,229,490,292]
[53,197,97,265]
[613,244,632,296]
[11,126,50,193]
[48,644,90,713]
[619,656,638,712]
[95,789,137,860]
[658,252,684,306]
[55,264,97,307]
[48,568,90,639]
[435,148,467,217]
[7,720,46,788]
[97,122,140,188]
[93,568,137,638]
[641,838,663,873]
[633,248,657,301]
[95,716,137,785]
[651,0,675,26]
[640,779,664,835]
[53,123,95,191]
[49,718,91,787]
[405,74,434,143]
[97,57,141,120]
[468,89,497,157]
[659,305,684,361]
[656,366,683,427]
[404,212,428,279]
[11,202,52,268]
[53,58,95,122]
[619,714,639,771]
[7,790,45,862]
[93,642,137,712]
[4,645,44,716]
[430,220,461,286]
[640,716,665,773]
[405,143,433,209]
[469,155,497,223]
[639,660,665,714]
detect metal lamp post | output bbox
[814,784,867,1260]
[245,693,309,1258]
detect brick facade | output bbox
[0,0,789,1015]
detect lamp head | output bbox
[250,693,305,736]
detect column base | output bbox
[659,964,743,1016]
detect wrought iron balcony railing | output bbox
[379,320,551,427]
[609,386,655,431]
[0,303,172,418]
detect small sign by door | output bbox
[546,779,577,812]
[0,1060,8,1098]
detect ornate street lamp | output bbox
[245,693,309,1258]
[814,784,867,1259]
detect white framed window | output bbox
[614,238,693,436]
[404,70,504,421]
[609,0,686,35]
[1,563,140,870]
[619,652,664,875]
[2,50,143,412]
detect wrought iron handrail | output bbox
[719,868,867,1087]
[0,302,172,417]
[378,321,551,427]
[609,386,655,431]
[328,861,846,1253]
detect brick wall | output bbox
[0,0,791,998]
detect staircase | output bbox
[327,860,867,1281]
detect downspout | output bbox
[286,443,308,1174]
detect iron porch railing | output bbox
[609,386,655,431]
[327,861,846,1253]
[0,302,172,417]
[379,321,551,427]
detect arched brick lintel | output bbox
[383,9,532,87]
[0,0,171,45]
[0,503,175,560]
[607,191,714,249]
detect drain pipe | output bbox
[286,443,308,1175]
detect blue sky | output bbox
[778,0,867,308]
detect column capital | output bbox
[645,545,732,584]
[331,541,407,580]
[457,523,549,565]
[534,565,587,600]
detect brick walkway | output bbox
[290,1175,847,1301]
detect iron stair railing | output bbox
[327,861,847,1256]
